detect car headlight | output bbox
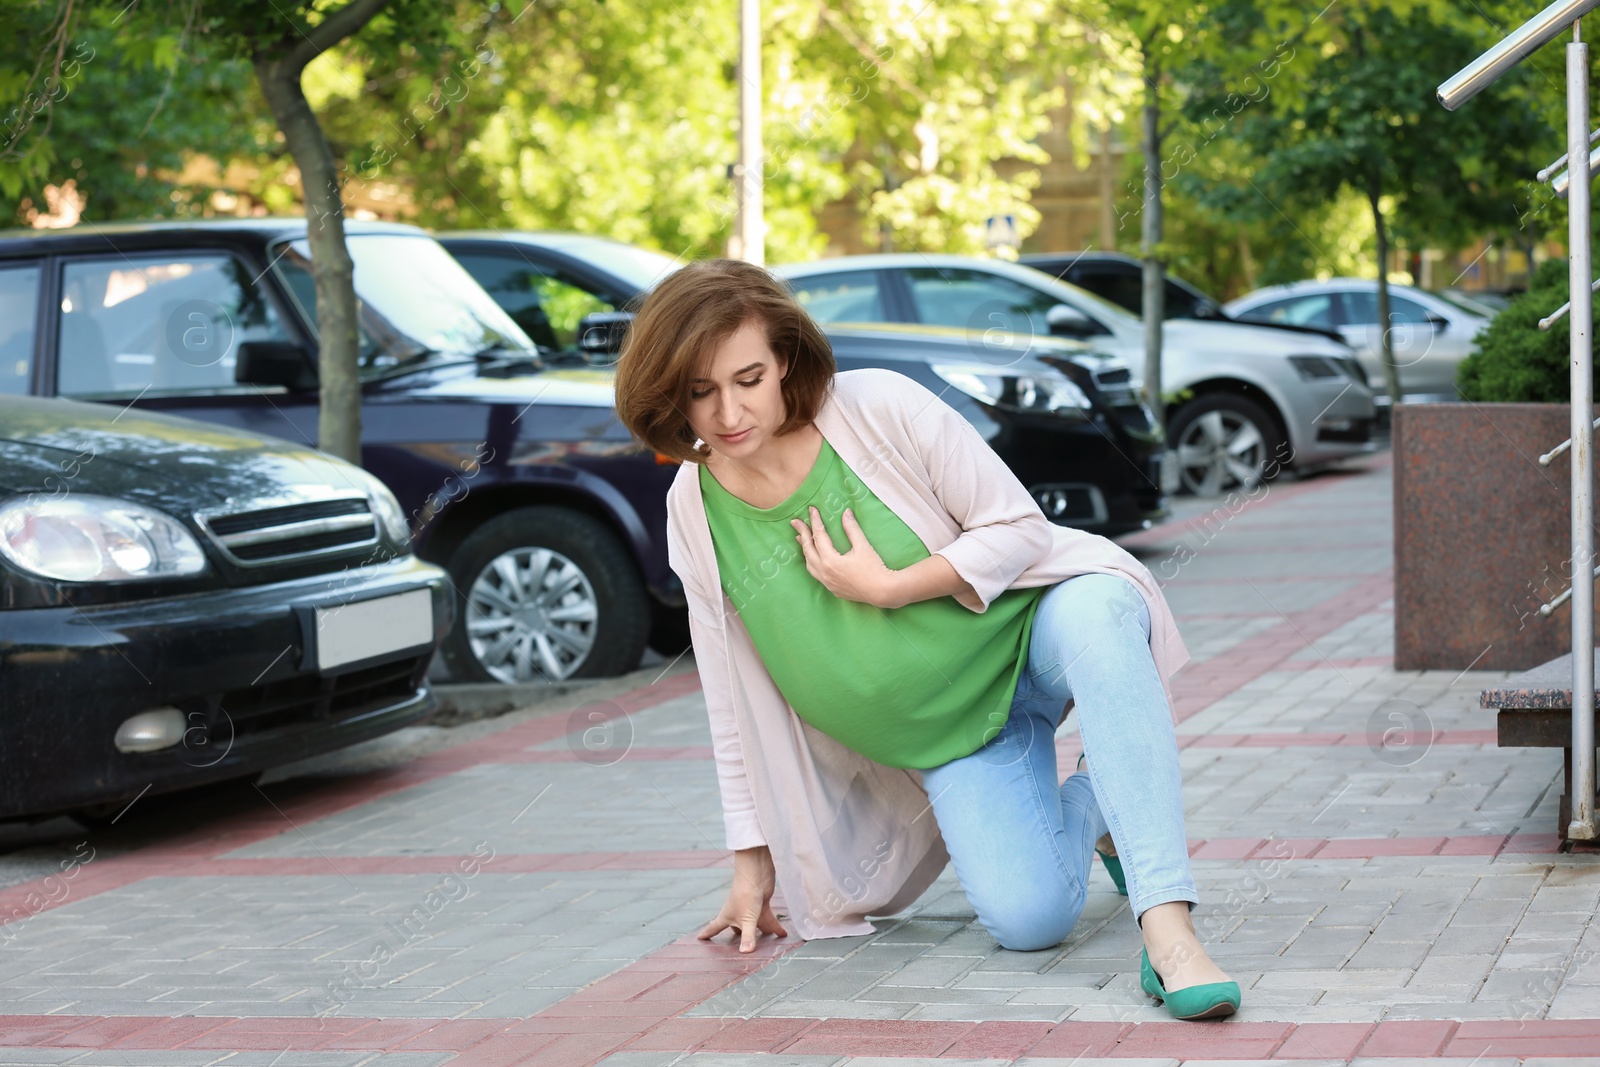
[1335,356,1369,387]
[350,469,411,546]
[1288,355,1343,381]
[0,496,208,582]
[932,363,1092,419]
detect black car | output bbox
[1022,251,1230,322]
[1021,250,1346,345]
[439,232,1174,535]
[0,395,452,820]
[0,220,683,686]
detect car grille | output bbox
[183,654,428,745]
[198,496,377,567]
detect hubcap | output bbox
[465,547,599,683]
[1176,409,1268,496]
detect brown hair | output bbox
[614,258,835,463]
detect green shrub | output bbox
[1457,258,1600,402]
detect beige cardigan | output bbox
[666,368,1189,940]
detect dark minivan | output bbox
[0,395,452,820]
[0,220,683,685]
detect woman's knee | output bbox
[1032,576,1150,684]
[975,881,1087,952]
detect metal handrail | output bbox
[1539,415,1600,464]
[1441,1,1599,842]
[1538,277,1600,329]
[1553,143,1600,196]
[1538,126,1600,180]
[1539,565,1600,615]
[1439,0,1600,109]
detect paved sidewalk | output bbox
[1,450,1598,1066]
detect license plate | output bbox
[312,588,433,672]
[1159,451,1180,494]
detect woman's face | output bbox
[688,318,790,460]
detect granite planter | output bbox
[1394,403,1600,671]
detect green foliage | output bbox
[0,2,259,222]
[1457,259,1600,403]
[1163,1,1548,295]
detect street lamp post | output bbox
[732,0,764,265]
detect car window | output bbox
[1069,268,1144,315]
[904,267,1064,333]
[789,272,885,323]
[1342,290,1431,325]
[56,255,291,398]
[1243,294,1337,329]
[0,264,39,395]
[452,251,617,352]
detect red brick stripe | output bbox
[8,1013,1600,1062]
[0,828,1556,913]
[1170,571,1395,722]
[0,671,707,934]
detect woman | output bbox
[614,259,1240,1020]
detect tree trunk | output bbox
[255,55,362,463]
[1367,180,1403,405]
[1098,122,1116,250]
[1238,228,1257,292]
[245,0,392,463]
[1140,48,1166,426]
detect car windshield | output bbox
[272,234,538,375]
[1428,289,1499,318]
[1015,264,1141,326]
[558,238,682,293]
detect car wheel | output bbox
[1168,394,1283,497]
[442,506,649,684]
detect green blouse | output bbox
[699,438,1043,769]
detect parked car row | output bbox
[436,231,1174,530]
[773,255,1377,497]
[0,220,1181,820]
[14,218,1480,822]
[1017,249,1498,403]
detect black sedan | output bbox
[0,395,452,821]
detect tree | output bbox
[1178,0,1548,404]
[292,0,1096,262]
[0,3,257,223]
[1072,2,1245,421]
[194,0,458,463]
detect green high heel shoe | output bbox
[1076,753,1128,897]
[1140,948,1241,1020]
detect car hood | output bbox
[410,366,619,407]
[0,396,374,516]
[1158,317,1352,356]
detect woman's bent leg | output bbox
[920,677,1106,951]
[1026,574,1198,917]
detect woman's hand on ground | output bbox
[698,845,787,952]
[791,506,898,607]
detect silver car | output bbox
[774,255,1377,496]
[1225,278,1497,402]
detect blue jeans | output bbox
[919,573,1198,951]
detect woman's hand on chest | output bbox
[791,505,980,611]
[790,505,902,608]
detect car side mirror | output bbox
[577,311,634,365]
[1426,314,1449,332]
[1045,303,1097,336]
[236,340,318,390]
